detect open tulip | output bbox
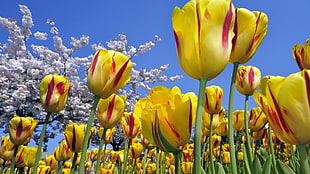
[0,136,16,160]
[229,8,268,64]
[9,115,38,145]
[292,38,310,70]
[255,70,310,144]
[172,0,234,80]
[204,86,223,114]
[87,49,133,99]
[64,123,95,153]
[235,66,261,95]
[40,74,70,113]
[97,94,126,129]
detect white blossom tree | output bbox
[0,5,182,150]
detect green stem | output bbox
[173,150,182,174]
[297,144,310,174]
[70,152,78,174]
[243,95,253,164]
[55,161,64,174]
[95,128,107,174]
[32,112,51,174]
[193,78,207,174]
[78,95,100,174]
[155,147,160,174]
[121,139,131,174]
[10,145,19,174]
[268,124,278,174]
[209,114,215,174]
[227,62,239,174]
[142,148,149,174]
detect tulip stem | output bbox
[78,95,100,174]
[33,112,51,174]
[193,78,207,174]
[56,161,64,174]
[71,152,78,174]
[243,95,253,165]
[297,144,310,174]
[121,139,131,174]
[268,124,278,174]
[10,145,19,174]
[173,150,182,174]
[142,148,149,174]
[227,62,239,174]
[209,114,215,174]
[95,128,107,174]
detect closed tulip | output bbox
[204,86,224,114]
[64,123,95,153]
[248,107,267,131]
[216,117,228,136]
[87,49,133,98]
[24,147,40,167]
[255,70,310,144]
[121,112,141,140]
[229,8,268,64]
[140,86,197,152]
[45,154,58,171]
[222,151,230,164]
[129,142,144,159]
[15,145,26,167]
[232,110,248,132]
[251,127,267,141]
[181,162,193,174]
[292,38,310,70]
[40,74,70,113]
[235,66,261,95]
[172,0,235,80]
[54,140,73,162]
[0,136,16,160]
[98,127,116,144]
[203,107,225,132]
[9,115,38,145]
[97,94,126,129]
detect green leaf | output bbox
[262,155,272,174]
[251,155,262,174]
[215,162,226,174]
[277,160,295,174]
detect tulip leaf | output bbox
[262,156,272,174]
[215,162,226,174]
[276,160,295,174]
[251,155,262,174]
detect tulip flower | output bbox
[222,151,231,164]
[45,154,58,171]
[87,49,133,99]
[235,66,261,96]
[248,107,268,131]
[54,140,73,162]
[229,8,268,64]
[292,38,310,70]
[202,107,225,132]
[121,112,141,140]
[97,94,126,129]
[9,115,38,145]
[98,127,115,144]
[24,147,40,167]
[251,127,267,141]
[232,110,247,132]
[15,145,26,167]
[129,142,144,159]
[0,136,16,160]
[216,117,228,136]
[40,74,70,113]
[204,86,224,114]
[64,123,95,153]
[181,162,193,174]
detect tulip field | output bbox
[1,0,310,174]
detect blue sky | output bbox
[1,0,310,152]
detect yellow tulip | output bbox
[54,140,73,162]
[251,127,267,141]
[255,70,310,144]
[87,49,133,98]
[216,117,228,136]
[9,115,38,145]
[235,66,261,95]
[204,86,224,114]
[232,110,248,132]
[121,112,141,139]
[0,136,16,160]
[292,38,310,70]
[97,94,126,129]
[24,146,40,167]
[172,0,235,80]
[64,123,95,152]
[248,107,267,131]
[229,8,268,64]
[181,162,193,174]
[40,74,70,113]
[98,127,116,144]
[202,107,225,132]
[45,154,58,171]
[15,145,26,167]
[222,151,230,164]
[129,142,144,159]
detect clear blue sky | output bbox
[1,0,310,152]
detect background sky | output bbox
[1,0,310,153]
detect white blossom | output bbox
[33,32,48,40]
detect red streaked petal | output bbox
[16,119,23,138]
[90,51,100,76]
[106,95,116,121]
[304,70,310,108]
[222,3,233,50]
[45,76,55,108]
[249,66,255,87]
[113,59,130,88]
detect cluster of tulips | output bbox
[1,0,310,173]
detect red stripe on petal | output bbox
[113,59,130,88]
[16,118,23,138]
[231,8,238,53]
[164,117,180,143]
[188,100,193,135]
[56,81,65,95]
[45,76,55,108]
[245,12,262,55]
[173,31,182,58]
[106,95,116,121]
[304,70,310,108]
[249,66,255,87]
[222,3,233,50]
[90,51,100,76]
[72,125,76,151]
[128,113,135,138]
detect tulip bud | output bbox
[40,74,70,113]
[229,8,268,64]
[54,140,73,162]
[237,152,244,161]
[203,107,225,132]
[204,86,224,114]
[98,127,116,144]
[232,110,248,132]
[292,38,310,70]
[129,142,144,159]
[216,118,228,136]
[222,151,230,164]
[24,146,40,167]
[9,115,38,145]
[121,112,141,140]
[248,107,268,131]
[235,66,261,96]
[97,94,126,129]
[0,136,16,160]
[64,123,95,153]
[87,49,133,99]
